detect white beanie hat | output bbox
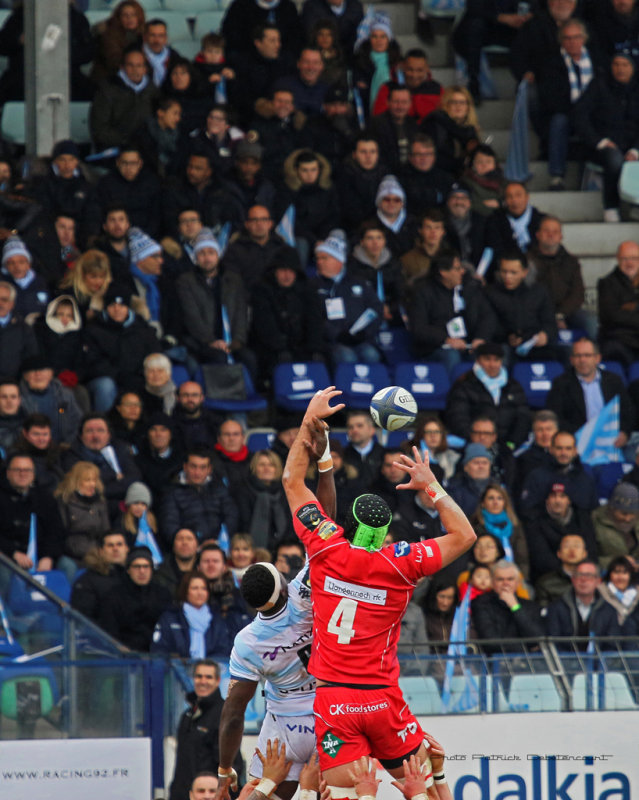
[129,227,161,264]
[315,229,347,263]
[2,235,31,267]
[376,175,406,206]
[194,227,221,256]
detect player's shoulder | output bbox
[294,500,343,543]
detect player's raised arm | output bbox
[394,447,476,568]
[283,387,344,512]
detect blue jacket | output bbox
[151,605,232,660]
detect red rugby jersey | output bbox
[293,500,442,685]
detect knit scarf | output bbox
[473,362,508,404]
[369,50,390,113]
[146,116,179,166]
[145,378,177,415]
[131,263,160,321]
[214,443,249,462]
[506,204,533,251]
[143,44,170,86]
[608,582,637,607]
[117,68,150,93]
[183,602,212,660]
[482,510,514,561]
[561,47,593,103]
[377,206,406,233]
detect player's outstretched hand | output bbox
[303,416,329,462]
[391,755,428,798]
[304,387,345,421]
[256,738,293,786]
[394,447,437,491]
[347,756,381,798]
[424,731,445,774]
[300,751,320,791]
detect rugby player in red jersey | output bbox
[282,387,476,798]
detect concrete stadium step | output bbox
[526,161,583,192]
[375,3,416,35]
[483,128,539,161]
[431,66,517,99]
[529,191,603,223]
[580,256,615,291]
[561,222,639,257]
[477,99,515,129]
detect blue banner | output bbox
[576,395,623,466]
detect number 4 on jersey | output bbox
[327,598,358,644]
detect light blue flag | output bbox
[135,511,163,567]
[352,86,366,130]
[217,523,230,557]
[220,303,235,365]
[396,67,405,85]
[215,75,227,104]
[275,205,296,247]
[441,586,479,713]
[26,513,37,573]
[0,596,14,644]
[217,221,232,255]
[576,395,623,466]
[505,79,532,182]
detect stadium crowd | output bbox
[0,0,638,720]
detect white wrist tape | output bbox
[299,791,317,800]
[411,793,428,800]
[425,480,447,503]
[256,778,277,796]
[317,428,332,472]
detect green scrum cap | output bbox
[348,494,392,551]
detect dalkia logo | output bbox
[321,731,345,759]
[452,757,630,800]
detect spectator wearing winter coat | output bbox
[175,229,254,377]
[154,528,199,599]
[55,461,110,578]
[406,251,496,371]
[445,342,531,446]
[101,546,172,651]
[592,482,639,570]
[446,442,494,519]
[70,531,129,625]
[151,571,232,660]
[301,0,363,55]
[93,147,162,240]
[62,414,142,520]
[520,431,599,519]
[0,454,65,572]
[373,49,443,123]
[337,135,387,233]
[250,247,323,381]
[399,134,454,215]
[485,250,558,363]
[171,382,221,453]
[597,240,639,366]
[535,532,589,608]
[33,296,84,383]
[223,141,277,224]
[0,235,49,320]
[250,89,309,185]
[135,413,184,501]
[373,174,418,257]
[0,379,26,455]
[159,447,239,548]
[484,183,543,278]
[546,559,625,649]
[222,0,301,59]
[309,230,383,364]
[19,356,82,445]
[223,205,292,293]
[90,46,159,152]
[10,414,66,495]
[82,283,159,412]
[366,84,418,173]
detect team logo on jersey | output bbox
[321,731,345,758]
[297,504,338,539]
[394,541,410,557]
[397,722,418,743]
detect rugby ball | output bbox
[369,386,417,431]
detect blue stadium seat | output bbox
[85,10,111,27]
[601,360,627,385]
[507,674,562,712]
[398,676,442,715]
[273,362,332,412]
[512,361,564,408]
[333,363,391,409]
[194,10,226,36]
[154,10,195,40]
[393,362,450,410]
[202,365,267,413]
[376,326,413,365]
[246,429,276,451]
[171,364,193,388]
[329,429,349,447]
[383,429,413,448]
[628,362,639,383]
[8,571,71,635]
[592,462,633,501]
[557,328,587,346]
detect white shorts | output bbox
[250,712,316,781]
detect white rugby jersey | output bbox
[229,566,315,716]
